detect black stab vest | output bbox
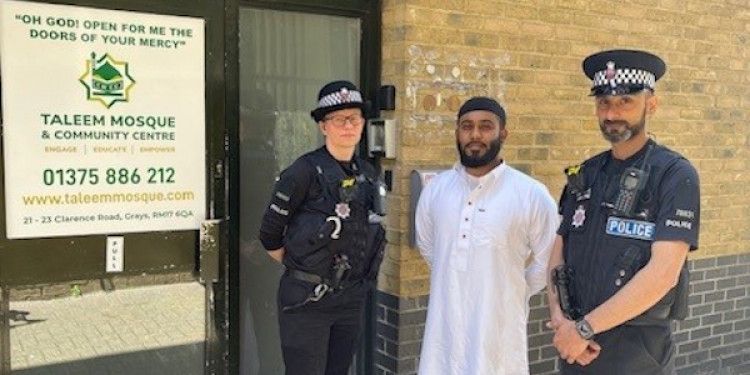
[282,148,377,282]
[561,142,687,324]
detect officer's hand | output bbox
[552,319,590,364]
[545,305,567,332]
[574,340,601,366]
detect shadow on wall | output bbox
[13,343,204,375]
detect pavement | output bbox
[8,282,205,375]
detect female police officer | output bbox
[259,80,386,375]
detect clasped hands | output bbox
[546,310,601,366]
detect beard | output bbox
[457,137,503,168]
[599,107,647,143]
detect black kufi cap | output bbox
[310,80,366,122]
[583,49,666,96]
[457,97,506,124]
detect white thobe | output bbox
[415,163,559,375]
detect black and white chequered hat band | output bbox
[583,50,666,96]
[317,88,363,108]
[593,68,655,89]
[310,80,367,121]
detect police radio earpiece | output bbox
[613,145,653,217]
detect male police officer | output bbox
[259,80,386,375]
[547,50,700,374]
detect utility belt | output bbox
[286,269,362,291]
[553,263,688,327]
[281,253,364,312]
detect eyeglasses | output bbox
[324,115,365,128]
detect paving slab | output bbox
[8,282,205,375]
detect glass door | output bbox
[237,8,361,374]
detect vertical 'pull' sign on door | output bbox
[0,1,206,239]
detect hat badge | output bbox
[605,61,617,88]
[605,61,616,79]
[340,87,350,101]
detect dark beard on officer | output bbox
[599,107,646,144]
[457,137,503,168]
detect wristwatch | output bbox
[575,318,595,340]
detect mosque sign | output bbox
[0,0,206,239]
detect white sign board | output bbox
[106,236,124,272]
[0,1,206,239]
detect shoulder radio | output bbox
[612,145,653,217]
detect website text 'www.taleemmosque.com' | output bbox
[22,190,196,206]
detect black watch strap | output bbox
[575,318,595,340]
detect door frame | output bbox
[219,0,382,373]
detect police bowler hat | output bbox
[583,49,666,96]
[310,80,367,122]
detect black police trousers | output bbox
[560,324,675,375]
[277,275,368,375]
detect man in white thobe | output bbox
[415,97,559,375]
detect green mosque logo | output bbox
[79,52,135,108]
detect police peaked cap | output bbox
[311,80,367,122]
[583,49,666,96]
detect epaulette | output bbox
[564,163,586,196]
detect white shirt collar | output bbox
[453,160,507,185]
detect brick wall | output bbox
[377,0,750,374]
[674,254,750,375]
[381,0,749,298]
